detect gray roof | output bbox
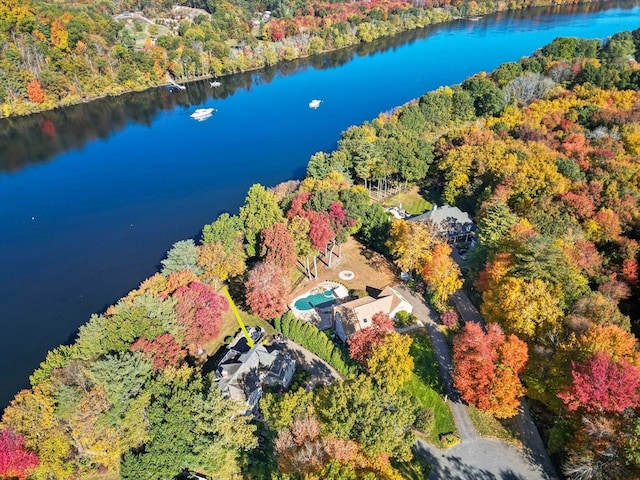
[409,205,475,238]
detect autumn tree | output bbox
[26,80,44,104]
[245,262,290,319]
[174,282,228,352]
[387,219,437,275]
[347,312,394,365]
[559,351,640,413]
[197,241,245,288]
[260,222,297,272]
[367,331,414,394]
[130,333,187,371]
[0,428,39,479]
[481,276,563,342]
[240,184,284,257]
[453,322,528,418]
[419,241,463,310]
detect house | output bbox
[215,328,296,413]
[332,286,413,342]
[409,204,476,244]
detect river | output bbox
[2,0,640,408]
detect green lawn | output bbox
[467,405,523,447]
[403,332,457,446]
[383,188,432,215]
[204,308,275,356]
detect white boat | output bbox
[190,108,216,121]
[210,81,221,88]
[309,99,321,109]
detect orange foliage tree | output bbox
[26,80,44,104]
[453,322,528,418]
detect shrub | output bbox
[414,407,435,434]
[348,288,368,299]
[395,310,417,327]
[440,432,460,448]
[440,310,460,329]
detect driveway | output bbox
[277,339,342,388]
[393,284,557,480]
[416,437,553,480]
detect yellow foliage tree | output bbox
[366,332,414,394]
[419,241,463,310]
[481,276,563,341]
[386,219,436,274]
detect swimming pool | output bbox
[293,290,335,311]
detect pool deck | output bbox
[290,281,349,330]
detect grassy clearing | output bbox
[383,187,431,215]
[403,332,456,446]
[467,405,523,447]
[409,332,444,393]
[204,307,275,357]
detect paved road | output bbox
[395,284,478,441]
[450,290,558,479]
[394,284,557,479]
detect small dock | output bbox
[167,79,186,90]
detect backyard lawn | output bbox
[383,186,431,215]
[403,331,457,447]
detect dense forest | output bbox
[2,18,640,480]
[0,0,613,117]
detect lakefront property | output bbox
[2,2,640,478]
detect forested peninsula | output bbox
[0,0,619,118]
[2,26,640,479]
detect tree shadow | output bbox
[416,445,497,480]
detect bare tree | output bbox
[504,72,555,106]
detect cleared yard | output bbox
[382,186,432,215]
[403,332,457,447]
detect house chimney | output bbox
[432,203,437,211]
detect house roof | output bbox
[334,286,409,339]
[409,205,475,238]
[216,334,295,408]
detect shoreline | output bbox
[0,0,611,120]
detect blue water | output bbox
[2,1,640,407]
[294,291,336,311]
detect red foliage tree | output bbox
[347,312,394,365]
[440,310,459,329]
[0,428,39,479]
[260,222,297,271]
[130,333,187,371]
[245,262,290,319]
[562,191,596,220]
[453,322,528,418]
[174,282,228,351]
[559,351,640,413]
[306,210,334,251]
[286,192,311,219]
[328,201,356,241]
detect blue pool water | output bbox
[294,291,335,311]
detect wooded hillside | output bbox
[0,0,607,117]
